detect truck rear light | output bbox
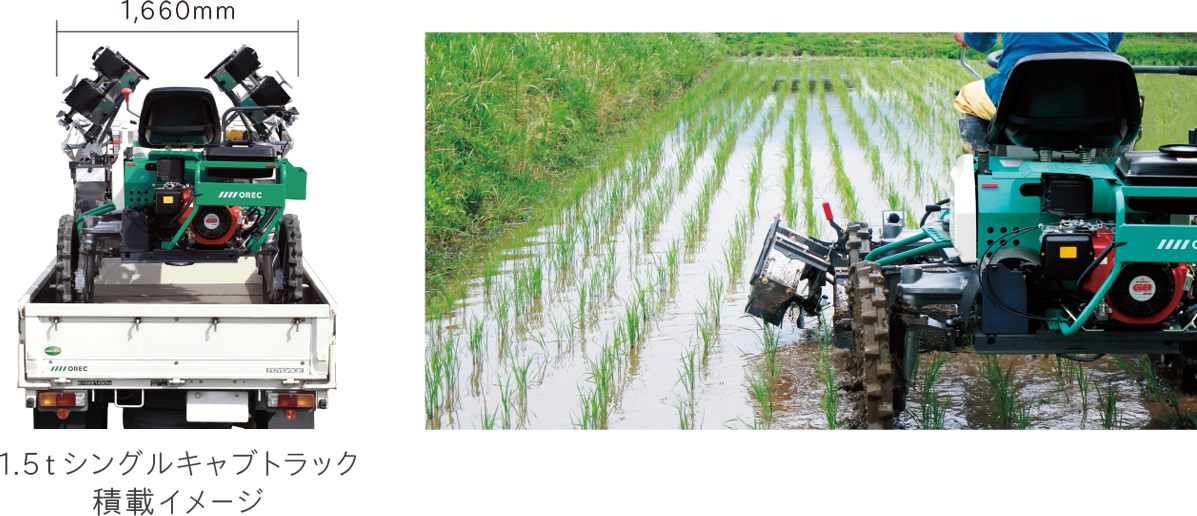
[38,391,84,407]
[267,392,315,408]
[285,409,297,420]
[57,409,70,420]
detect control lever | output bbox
[122,88,139,118]
[823,201,845,243]
[275,70,293,89]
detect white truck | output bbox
[18,258,336,429]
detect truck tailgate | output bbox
[19,259,335,388]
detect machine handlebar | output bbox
[983,48,1193,76]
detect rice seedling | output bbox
[510,354,534,413]
[553,224,577,272]
[781,101,801,227]
[424,343,444,426]
[1163,390,1187,427]
[480,398,498,430]
[1097,383,1123,429]
[915,351,950,429]
[978,355,1019,429]
[674,343,699,428]
[681,209,704,249]
[707,273,724,327]
[1074,365,1093,427]
[493,285,512,341]
[1110,354,1136,378]
[721,213,750,283]
[818,85,860,220]
[745,365,774,429]
[665,237,682,280]
[756,323,782,379]
[815,355,839,430]
[496,373,520,429]
[467,315,486,366]
[1049,355,1071,402]
[481,259,500,298]
[1137,355,1165,405]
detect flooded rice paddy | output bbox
[426,57,1197,430]
[423,54,1197,514]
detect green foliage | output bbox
[1097,383,1123,430]
[981,354,1029,428]
[426,33,727,288]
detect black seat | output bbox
[987,52,1141,151]
[204,143,278,162]
[203,142,279,180]
[1120,150,1197,186]
[138,88,221,147]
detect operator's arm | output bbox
[963,33,998,52]
[1107,32,1124,52]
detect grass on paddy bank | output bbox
[427,32,1197,296]
[426,33,727,291]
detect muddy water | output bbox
[427,59,1196,430]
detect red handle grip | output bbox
[822,202,834,221]
[961,43,968,48]
[121,88,132,103]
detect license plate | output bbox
[186,391,249,423]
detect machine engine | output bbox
[1041,223,1192,325]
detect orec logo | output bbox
[217,191,263,199]
[49,365,88,372]
[1158,239,1195,250]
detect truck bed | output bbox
[18,258,337,392]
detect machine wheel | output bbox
[54,215,76,303]
[888,313,910,417]
[258,214,305,304]
[279,214,305,304]
[79,252,99,303]
[32,401,107,429]
[256,250,277,304]
[845,221,871,265]
[832,222,871,348]
[849,261,895,429]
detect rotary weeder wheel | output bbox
[849,261,895,429]
[256,214,304,304]
[833,222,871,352]
[279,214,305,304]
[55,215,76,303]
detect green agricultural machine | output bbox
[56,46,306,303]
[746,49,1197,428]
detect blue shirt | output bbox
[981,1,1120,104]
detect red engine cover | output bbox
[1081,228,1188,324]
[176,188,242,246]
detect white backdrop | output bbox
[0,1,380,445]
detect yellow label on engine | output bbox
[163,196,174,204]
[1060,246,1076,258]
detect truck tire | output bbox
[122,409,232,445]
[32,402,107,429]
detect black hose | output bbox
[919,199,950,228]
[979,226,1057,322]
[1075,241,1125,291]
[1058,353,1106,363]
